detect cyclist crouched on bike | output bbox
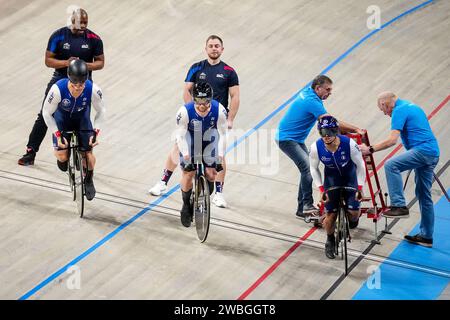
[42,59,105,200]
[177,82,227,227]
[309,116,365,259]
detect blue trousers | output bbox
[385,149,439,239]
[277,140,314,212]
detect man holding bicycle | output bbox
[19,8,104,166]
[309,116,366,259]
[360,92,440,248]
[42,59,105,201]
[149,35,239,210]
[176,82,227,227]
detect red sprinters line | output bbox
[237,94,449,300]
[428,95,450,120]
[237,227,318,300]
[373,144,403,175]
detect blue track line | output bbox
[19,0,434,300]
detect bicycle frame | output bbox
[62,130,95,218]
[326,186,358,276]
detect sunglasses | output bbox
[194,98,211,106]
[319,128,339,137]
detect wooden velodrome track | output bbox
[0,0,448,299]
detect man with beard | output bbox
[149,35,240,209]
[18,8,105,166]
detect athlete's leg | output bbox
[323,212,337,236]
[166,143,180,172]
[181,170,195,192]
[149,143,180,195]
[54,149,69,162]
[52,130,71,172]
[323,212,337,259]
[84,151,96,171]
[180,169,195,227]
[215,156,226,188]
[213,156,227,208]
[205,167,217,194]
[346,189,361,229]
[323,188,339,259]
[19,75,63,165]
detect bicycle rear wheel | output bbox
[75,151,85,218]
[194,175,211,243]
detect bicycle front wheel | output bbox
[75,151,85,218]
[69,145,77,201]
[194,175,211,243]
[341,207,349,275]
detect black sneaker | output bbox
[325,237,336,259]
[349,218,359,229]
[295,210,305,219]
[85,179,96,201]
[303,204,319,215]
[18,148,36,166]
[180,203,193,227]
[383,206,409,219]
[404,234,433,248]
[57,160,68,172]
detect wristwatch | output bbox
[369,145,375,154]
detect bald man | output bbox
[19,8,105,166]
[360,92,440,248]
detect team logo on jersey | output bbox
[63,43,70,50]
[210,117,216,126]
[176,112,182,125]
[62,99,71,107]
[97,90,102,99]
[81,44,89,49]
[354,144,361,152]
[48,92,54,104]
[321,156,331,162]
[216,74,225,79]
[199,72,207,80]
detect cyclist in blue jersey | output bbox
[309,116,366,259]
[177,83,228,227]
[42,60,106,201]
[276,75,365,219]
[19,8,104,166]
[149,35,240,209]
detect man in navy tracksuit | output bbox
[149,35,240,209]
[19,8,104,166]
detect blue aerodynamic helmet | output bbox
[317,116,339,137]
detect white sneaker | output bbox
[148,181,168,196]
[213,193,227,208]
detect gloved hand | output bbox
[184,163,196,172]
